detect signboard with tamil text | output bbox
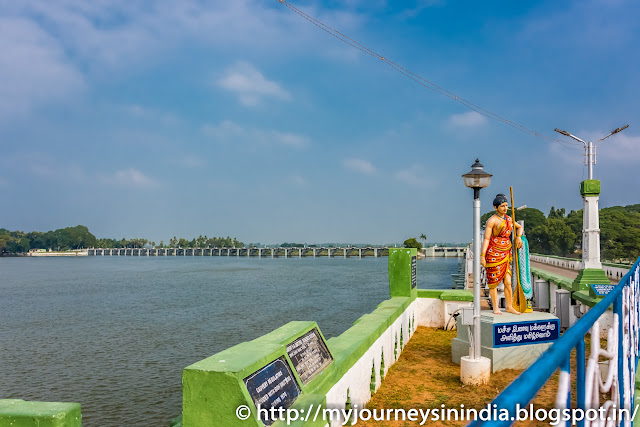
[411,256,417,289]
[244,357,301,425]
[493,319,560,348]
[589,284,616,297]
[286,328,333,385]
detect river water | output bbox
[0,256,461,426]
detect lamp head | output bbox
[462,158,492,189]
[554,128,571,137]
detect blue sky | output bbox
[1,0,639,245]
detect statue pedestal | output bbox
[452,311,559,373]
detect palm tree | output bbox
[419,234,427,246]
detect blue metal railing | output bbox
[470,257,640,426]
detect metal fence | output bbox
[470,257,640,427]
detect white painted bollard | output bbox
[460,356,491,385]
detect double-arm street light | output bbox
[462,159,492,361]
[554,125,629,179]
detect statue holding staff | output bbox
[480,194,523,315]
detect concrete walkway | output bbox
[530,261,578,279]
[531,261,618,284]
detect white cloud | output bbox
[395,165,432,188]
[1,152,86,181]
[593,133,640,163]
[518,0,631,51]
[181,155,206,168]
[100,168,159,188]
[398,0,446,18]
[447,111,488,128]
[202,120,309,148]
[121,104,180,125]
[343,158,376,174]
[292,175,309,188]
[0,17,85,120]
[217,62,291,107]
[0,0,363,119]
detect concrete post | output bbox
[571,180,610,290]
[582,193,601,269]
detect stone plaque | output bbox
[493,319,560,348]
[244,357,300,425]
[286,328,333,385]
[411,256,417,289]
[590,284,616,297]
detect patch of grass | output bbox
[361,327,568,426]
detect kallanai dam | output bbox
[64,245,466,258]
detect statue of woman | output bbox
[480,194,523,315]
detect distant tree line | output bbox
[480,204,640,262]
[0,225,97,254]
[0,226,245,254]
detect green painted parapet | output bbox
[571,268,611,292]
[388,248,417,299]
[182,321,332,427]
[178,296,414,427]
[0,399,81,427]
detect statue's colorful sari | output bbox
[484,215,512,289]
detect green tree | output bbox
[0,234,9,254]
[403,238,422,250]
[600,207,640,261]
[548,206,566,219]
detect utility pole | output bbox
[554,125,629,289]
[554,125,628,180]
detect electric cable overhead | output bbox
[278,0,583,151]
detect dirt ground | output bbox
[357,327,584,427]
